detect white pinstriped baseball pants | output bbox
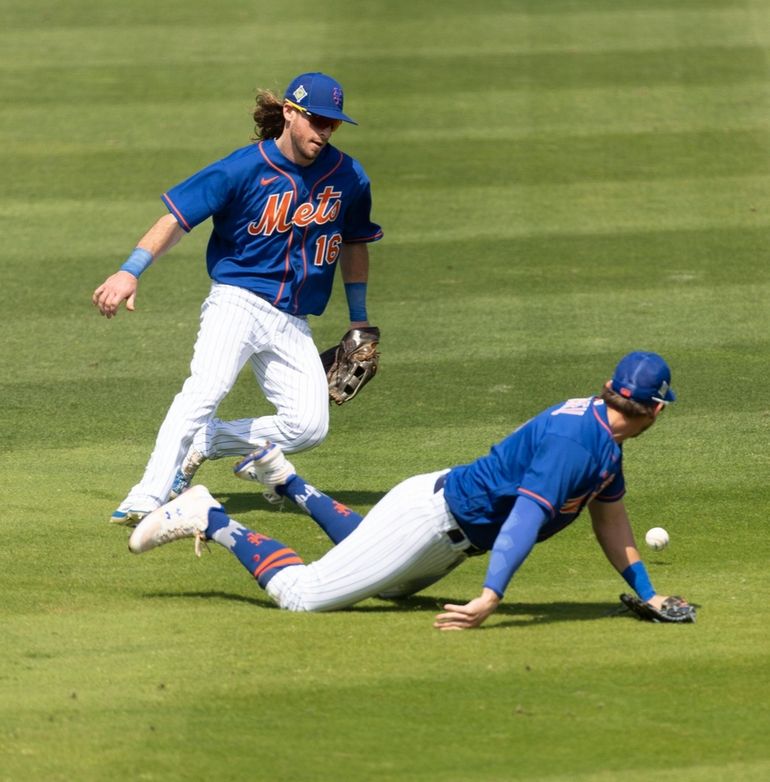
[128,284,329,505]
[265,471,471,612]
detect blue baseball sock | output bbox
[205,507,303,588]
[279,475,363,544]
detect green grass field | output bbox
[2,1,769,779]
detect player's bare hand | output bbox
[433,588,501,631]
[92,271,138,318]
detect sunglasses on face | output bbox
[285,100,342,132]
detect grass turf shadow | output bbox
[361,597,621,627]
[143,589,276,609]
[141,589,623,627]
[217,489,386,516]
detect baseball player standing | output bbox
[93,72,382,525]
[128,351,695,628]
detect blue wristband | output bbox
[120,247,153,278]
[344,282,368,323]
[621,561,656,601]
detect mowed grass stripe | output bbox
[2,0,753,30]
[4,82,768,151]
[2,223,767,295]
[372,227,770,292]
[367,85,770,141]
[3,129,768,199]
[1,176,766,244]
[374,176,769,242]
[2,4,767,66]
[1,651,767,780]
[368,130,770,184]
[2,44,766,105]
[3,224,767,373]
[2,345,766,454]
[5,271,767,368]
[314,10,770,56]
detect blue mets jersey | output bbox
[443,397,626,550]
[161,139,382,317]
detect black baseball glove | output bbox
[319,326,380,405]
[619,593,696,623]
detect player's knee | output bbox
[287,425,328,452]
[300,417,329,450]
[277,410,329,452]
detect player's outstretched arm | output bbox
[589,498,641,573]
[589,499,690,610]
[433,588,501,631]
[92,214,185,318]
[434,497,547,631]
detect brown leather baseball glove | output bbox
[319,327,380,405]
[619,593,696,623]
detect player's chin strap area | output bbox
[433,473,485,557]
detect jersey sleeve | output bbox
[341,162,383,244]
[161,161,234,233]
[592,470,626,502]
[516,435,598,518]
[483,495,547,598]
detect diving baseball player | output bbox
[92,72,382,525]
[127,351,695,629]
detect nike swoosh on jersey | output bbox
[260,176,280,186]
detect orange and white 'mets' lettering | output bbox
[248,186,342,236]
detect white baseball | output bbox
[645,526,669,551]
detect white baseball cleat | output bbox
[128,485,222,556]
[110,498,158,526]
[168,447,207,500]
[233,442,296,503]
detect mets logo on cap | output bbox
[283,72,359,125]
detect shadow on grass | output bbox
[141,588,623,627]
[352,597,622,628]
[144,590,276,609]
[487,601,627,628]
[216,489,385,516]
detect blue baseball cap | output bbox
[284,72,358,125]
[610,351,676,404]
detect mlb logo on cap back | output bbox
[611,351,676,404]
[284,72,358,125]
